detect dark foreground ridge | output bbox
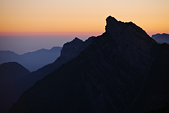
[9,16,169,113]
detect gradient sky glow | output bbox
[1,0,169,35]
[0,0,169,53]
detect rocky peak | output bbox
[60,37,84,59]
[73,37,83,42]
[106,16,118,24]
[105,16,125,35]
[105,16,148,36]
[105,16,155,49]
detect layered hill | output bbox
[0,37,94,113]
[9,16,169,113]
[0,47,62,71]
[0,62,30,113]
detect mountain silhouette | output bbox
[27,36,95,88]
[0,47,62,71]
[0,36,94,113]
[152,33,169,44]
[0,62,30,113]
[9,16,169,113]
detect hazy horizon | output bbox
[0,33,101,54]
[0,30,168,54]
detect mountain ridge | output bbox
[0,36,94,113]
[9,16,169,113]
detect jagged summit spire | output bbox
[106,16,118,23]
[105,16,150,38]
[105,16,122,34]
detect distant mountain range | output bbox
[152,33,169,44]
[8,16,169,113]
[0,47,62,71]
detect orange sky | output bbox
[0,0,169,36]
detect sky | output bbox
[0,0,169,54]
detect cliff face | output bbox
[9,16,169,113]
